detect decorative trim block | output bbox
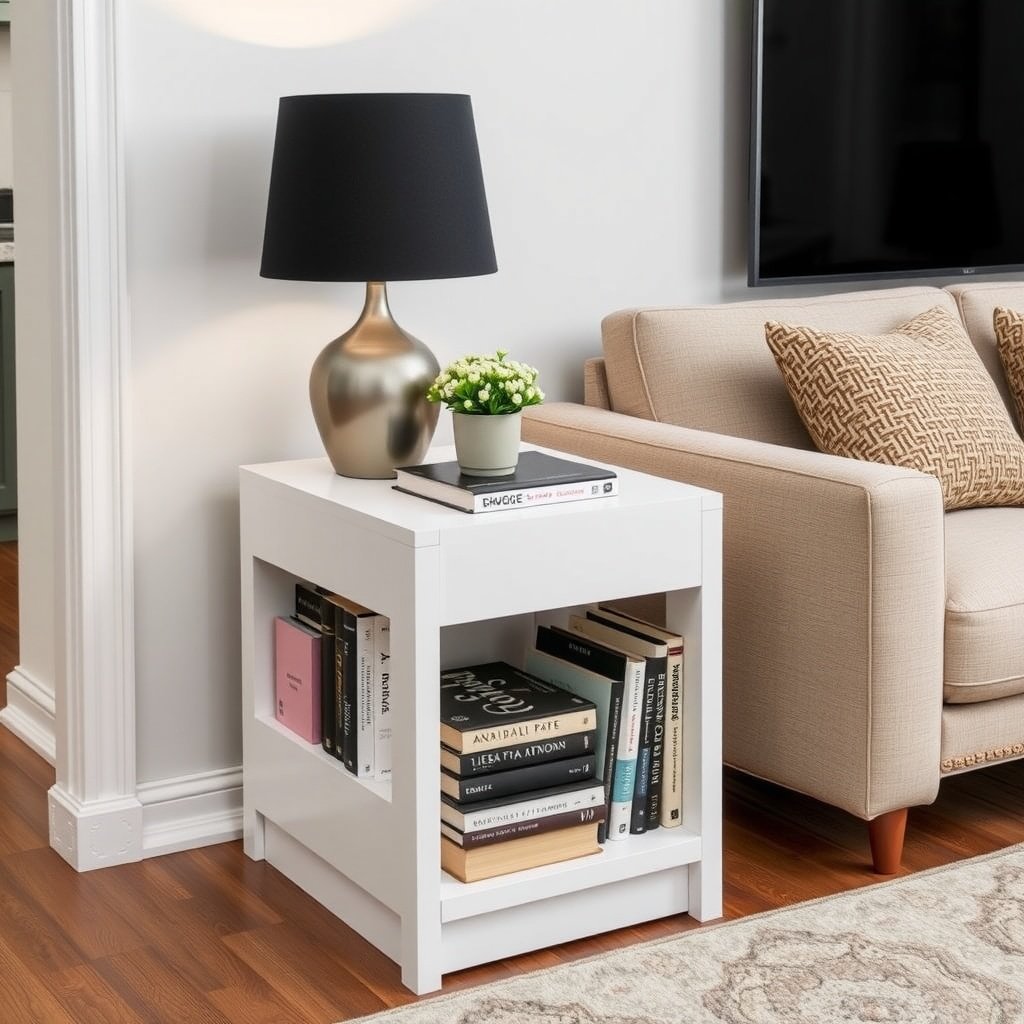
[138,765,242,857]
[941,743,1024,773]
[0,667,57,764]
[47,784,143,871]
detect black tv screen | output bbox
[750,0,1024,285]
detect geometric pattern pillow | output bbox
[993,306,1024,434]
[765,306,1024,511]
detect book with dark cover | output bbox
[586,610,668,830]
[440,779,606,833]
[394,451,618,514]
[440,753,597,804]
[440,730,596,777]
[524,640,626,844]
[295,584,337,758]
[533,625,643,840]
[630,660,662,835]
[330,595,376,774]
[440,804,606,849]
[440,663,596,754]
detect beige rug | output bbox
[349,845,1024,1023]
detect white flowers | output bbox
[426,349,544,416]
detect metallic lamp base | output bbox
[310,282,440,479]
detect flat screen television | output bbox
[750,0,1024,285]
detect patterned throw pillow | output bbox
[765,306,1024,511]
[993,307,1024,433]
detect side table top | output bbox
[241,444,721,549]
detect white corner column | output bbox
[46,0,141,871]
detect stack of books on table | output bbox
[439,662,606,882]
[394,451,619,514]
[526,605,684,840]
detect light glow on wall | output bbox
[146,0,440,48]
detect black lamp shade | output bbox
[260,93,497,282]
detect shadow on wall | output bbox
[722,0,754,288]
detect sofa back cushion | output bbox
[947,282,1024,419]
[601,286,959,448]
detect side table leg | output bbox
[394,545,444,994]
[243,806,265,861]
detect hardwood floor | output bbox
[0,536,1022,1021]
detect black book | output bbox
[525,635,629,845]
[394,451,618,513]
[440,663,597,754]
[330,595,375,774]
[440,730,596,777]
[440,753,597,804]
[440,805,607,849]
[586,611,668,830]
[296,585,338,759]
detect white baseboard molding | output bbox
[1,667,56,764]
[48,785,144,871]
[138,765,243,858]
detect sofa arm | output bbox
[524,403,946,819]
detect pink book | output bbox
[274,616,321,744]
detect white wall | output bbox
[8,1,58,741]
[122,0,755,783]
[0,27,12,188]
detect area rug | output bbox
[349,844,1024,1024]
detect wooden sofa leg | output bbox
[867,808,908,874]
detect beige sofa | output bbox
[523,281,1024,873]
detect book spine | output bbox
[448,731,596,777]
[441,806,606,849]
[535,625,625,680]
[660,645,684,827]
[630,656,663,835]
[453,785,605,832]
[471,478,619,513]
[294,582,321,630]
[607,660,643,840]
[374,615,391,781]
[354,614,376,778]
[444,754,597,804]
[336,605,356,773]
[646,666,667,829]
[318,595,338,758]
[452,708,595,754]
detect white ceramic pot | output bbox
[452,411,522,477]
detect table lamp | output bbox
[260,93,498,478]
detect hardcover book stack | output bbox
[526,605,684,840]
[273,581,392,782]
[439,662,606,882]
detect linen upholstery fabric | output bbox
[993,306,1024,431]
[765,307,1024,511]
[524,403,945,819]
[946,281,1024,418]
[941,691,1024,774]
[943,507,1024,704]
[600,286,958,449]
[583,357,611,411]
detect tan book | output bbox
[440,823,601,883]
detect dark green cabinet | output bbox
[0,262,15,538]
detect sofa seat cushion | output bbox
[944,507,1024,703]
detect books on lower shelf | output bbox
[439,661,605,881]
[289,581,391,781]
[394,451,619,514]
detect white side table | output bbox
[239,445,722,994]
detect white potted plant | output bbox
[427,350,544,476]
